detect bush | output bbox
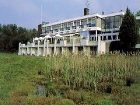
[98,82,112,93]
[96,99,115,105]
[9,91,28,105]
[125,77,135,87]
[31,96,60,105]
[57,99,75,105]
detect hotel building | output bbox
[18,11,127,56]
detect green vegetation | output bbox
[0,24,37,52]
[119,8,139,50]
[136,11,140,16]
[0,53,140,105]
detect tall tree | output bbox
[136,11,140,16]
[0,24,37,52]
[119,8,139,50]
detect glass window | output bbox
[72,26,76,29]
[108,36,112,40]
[66,27,70,30]
[115,16,120,22]
[81,19,87,25]
[80,31,89,39]
[103,36,106,40]
[60,28,64,31]
[113,35,117,40]
[76,20,80,26]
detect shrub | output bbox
[57,99,75,105]
[125,77,135,87]
[31,96,60,105]
[96,99,115,105]
[9,91,28,105]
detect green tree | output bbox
[136,11,140,16]
[0,24,37,52]
[119,8,139,50]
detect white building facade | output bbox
[18,12,125,56]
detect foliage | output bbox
[119,8,139,50]
[136,11,140,16]
[0,53,139,105]
[0,24,37,52]
[96,99,115,105]
[57,99,75,105]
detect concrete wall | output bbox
[96,18,102,28]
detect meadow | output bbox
[0,53,140,105]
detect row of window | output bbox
[45,18,96,30]
[90,35,118,41]
[42,23,96,34]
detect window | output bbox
[79,25,84,28]
[103,36,106,40]
[87,23,92,27]
[81,19,87,26]
[91,23,96,27]
[66,27,70,30]
[55,29,58,32]
[72,26,76,29]
[104,31,111,33]
[113,35,117,40]
[108,36,112,40]
[76,20,80,26]
[60,28,64,31]
[113,30,119,33]
[50,30,53,33]
[101,36,103,40]
[113,15,121,28]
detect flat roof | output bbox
[42,11,125,27]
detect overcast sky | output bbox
[0,0,139,29]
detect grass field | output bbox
[0,53,140,105]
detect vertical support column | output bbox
[31,41,35,56]
[30,46,32,56]
[97,34,101,55]
[117,35,119,40]
[72,38,75,53]
[73,21,75,26]
[43,39,46,56]
[86,18,88,29]
[80,20,81,25]
[106,36,108,40]
[46,40,49,55]
[33,38,35,43]
[111,35,113,41]
[70,35,71,43]
[96,30,98,41]
[27,42,30,55]
[18,42,21,55]
[62,47,64,55]
[54,38,57,55]
[37,40,40,56]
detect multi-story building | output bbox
[18,11,125,56]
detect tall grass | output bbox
[43,53,139,91]
[0,52,139,105]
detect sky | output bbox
[0,0,139,29]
